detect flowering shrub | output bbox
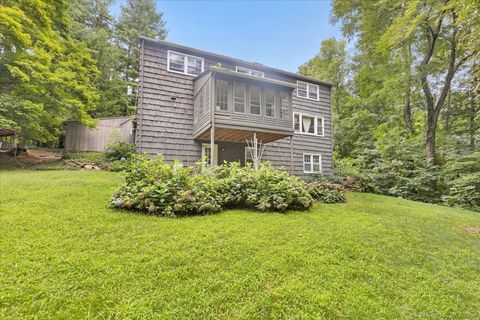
[110,155,343,217]
[305,181,346,204]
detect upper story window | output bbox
[294,113,324,136]
[215,79,229,111]
[234,82,246,113]
[296,81,320,101]
[167,50,204,76]
[279,92,291,119]
[236,66,265,78]
[249,85,261,115]
[265,89,276,117]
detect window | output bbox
[236,66,265,78]
[167,50,204,76]
[234,82,246,113]
[215,79,229,111]
[201,143,218,167]
[265,89,275,117]
[296,81,320,101]
[279,92,291,119]
[294,113,324,136]
[249,85,261,115]
[303,154,322,173]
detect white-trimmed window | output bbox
[279,92,291,119]
[234,82,246,113]
[236,66,265,78]
[265,89,276,117]
[167,50,204,76]
[303,154,322,173]
[294,113,324,136]
[296,81,319,101]
[201,143,218,167]
[215,79,229,111]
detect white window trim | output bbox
[167,50,204,76]
[244,146,252,165]
[296,81,320,101]
[303,153,322,173]
[236,66,265,78]
[294,113,325,137]
[201,143,218,167]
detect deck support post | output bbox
[290,135,293,174]
[210,125,215,167]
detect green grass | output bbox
[1,170,479,319]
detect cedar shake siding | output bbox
[136,37,334,177]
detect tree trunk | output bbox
[445,89,451,131]
[404,44,413,132]
[469,90,477,151]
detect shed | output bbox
[64,117,133,152]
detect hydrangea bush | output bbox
[110,154,345,217]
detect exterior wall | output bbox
[136,39,333,176]
[64,117,133,152]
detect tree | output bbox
[115,0,167,112]
[332,0,480,189]
[0,0,100,143]
[70,0,129,117]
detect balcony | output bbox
[193,67,295,143]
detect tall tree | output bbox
[0,0,99,143]
[71,0,128,117]
[332,0,480,189]
[115,0,167,112]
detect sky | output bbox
[111,0,342,72]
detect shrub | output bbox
[110,155,323,217]
[105,142,135,161]
[441,152,480,211]
[305,181,346,204]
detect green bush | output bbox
[110,155,322,217]
[105,142,135,161]
[442,152,480,211]
[305,181,347,204]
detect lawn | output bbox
[1,170,479,319]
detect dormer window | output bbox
[296,81,319,101]
[236,66,265,78]
[167,50,204,76]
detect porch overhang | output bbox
[196,126,292,143]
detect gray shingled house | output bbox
[135,37,333,178]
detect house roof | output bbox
[139,36,333,87]
[195,67,298,89]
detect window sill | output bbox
[295,95,320,102]
[167,68,200,77]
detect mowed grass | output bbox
[0,170,479,319]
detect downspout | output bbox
[136,38,146,154]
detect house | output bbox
[135,37,333,178]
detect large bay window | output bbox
[296,81,319,101]
[294,113,324,136]
[303,154,322,173]
[167,50,204,76]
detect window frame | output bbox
[236,66,265,78]
[167,50,204,76]
[264,88,276,118]
[201,143,218,167]
[244,146,253,166]
[303,153,322,173]
[233,82,246,114]
[296,81,320,101]
[293,113,325,137]
[215,79,230,112]
[248,85,262,116]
